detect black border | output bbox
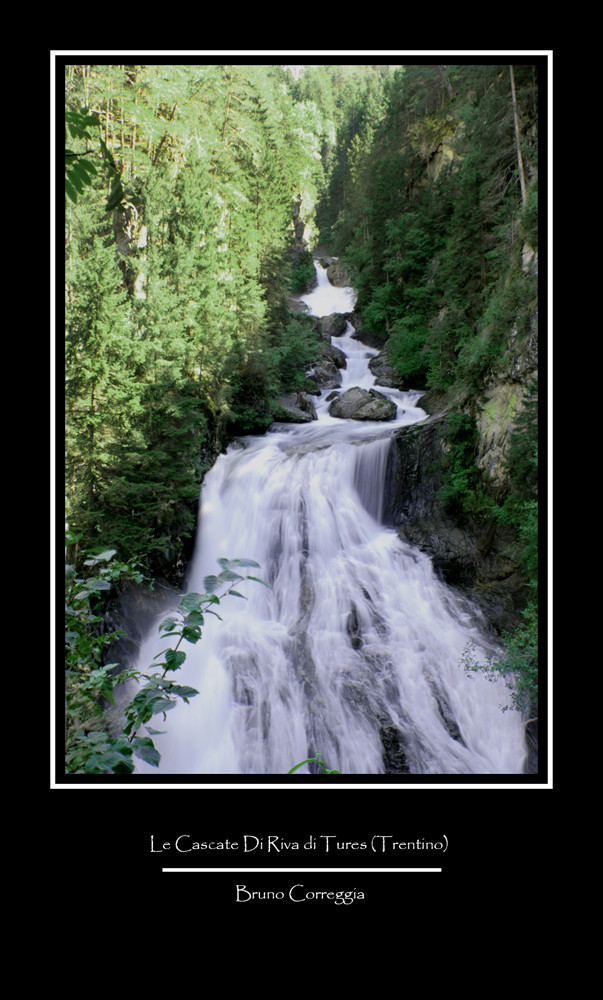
[53,50,553,888]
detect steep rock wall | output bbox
[383,413,528,636]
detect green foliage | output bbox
[520,179,538,250]
[490,376,539,592]
[65,532,146,774]
[462,600,538,715]
[458,377,539,718]
[269,313,323,394]
[386,319,430,384]
[438,411,482,517]
[65,64,338,574]
[65,108,100,204]
[288,751,340,774]
[65,540,271,775]
[290,249,317,293]
[326,62,538,404]
[65,106,134,215]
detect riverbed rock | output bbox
[329,387,397,421]
[348,311,384,349]
[297,391,318,420]
[329,344,347,369]
[320,313,348,338]
[305,358,342,393]
[318,257,352,287]
[368,350,406,389]
[272,394,315,423]
[381,413,528,635]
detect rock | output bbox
[348,312,384,349]
[297,391,318,420]
[272,394,315,423]
[329,344,347,369]
[475,380,533,489]
[287,295,310,314]
[320,313,348,339]
[368,350,405,389]
[329,387,397,421]
[317,257,352,287]
[306,356,343,393]
[382,414,528,634]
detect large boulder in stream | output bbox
[329,387,397,421]
[320,313,348,338]
[319,256,352,287]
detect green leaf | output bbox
[106,178,126,212]
[101,683,115,705]
[180,592,205,610]
[202,575,221,593]
[151,697,177,716]
[78,157,98,176]
[132,737,161,767]
[65,177,78,203]
[169,684,199,701]
[228,590,247,599]
[94,549,117,562]
[67,166,86,194]
[99,136,117,169]
[184,610,204,627]
[164,648,186,671]
[159,616,178,633]
[246,575,271,588]
[181,625,202,643]
[85,577,112,591]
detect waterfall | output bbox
[134,261,526,776]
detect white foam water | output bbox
[134,262,526,776]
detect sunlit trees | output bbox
[64,63,335,571]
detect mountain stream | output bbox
[134,262,526,776]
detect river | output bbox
[134,261,527,776]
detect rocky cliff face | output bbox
[383,413,529,637]
[475,307,538,488]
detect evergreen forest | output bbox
[63,61,541,776]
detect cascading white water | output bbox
[135,261,526,776]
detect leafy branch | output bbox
[65,541,271,775]
[65,107,136,214]
[121,558,271,766]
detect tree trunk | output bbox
[510,65,527,205]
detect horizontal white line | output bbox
[162,867,442,873]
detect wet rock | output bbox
[272,394,315,423]
[382,414,529,634]
[297,391,318,421]
[306,358,342,393]
[329,387,397,421]
[320,313,348,338]
[368,350,406,389]
[379,721,411,773]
